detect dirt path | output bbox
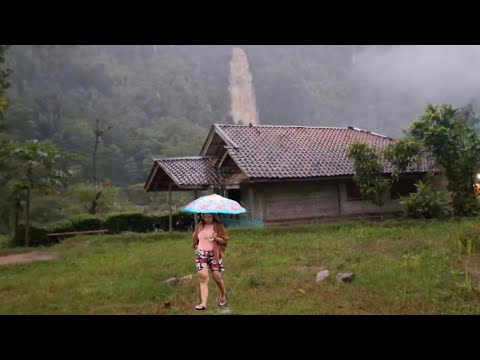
[0,251,60,266]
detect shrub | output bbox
[49,214,104,233]
[400,181,452,219]
[0,235,10,249]
[103,212,194,233]
[12,225,50,247]
[103,212,163,233]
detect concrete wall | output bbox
[337,182,401,215]
[236,179,402,224]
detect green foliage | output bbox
[49,214,103,234]
[6,211,194,248]
[29,191,67,225]
[0,182,23,235]
[383,138,422,180]
[0,234,9,248]
[400,181,452,219]
[122,183,157,206]
[1,218,480,314]
[3,46,221,184]
[409,104,480,216]
[0,140,73,246]
[68,183,120,214]
[346,141,392,212]
[12,225,50,247]
[104,212,145,233]
[2,140,72,192]
[2,45,378,185]
[453,224,480,255]
[103,212,167,233]
[0,45,11,127]
[102,211,193,233]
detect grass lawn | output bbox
[0,218,479,314]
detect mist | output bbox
[4,45,480,184]
[346,45,480,136]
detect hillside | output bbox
[7,45,478,185]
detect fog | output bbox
[352,46,480,104]
[346,45,480,136]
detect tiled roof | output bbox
[145,157,219,190]
[216,125,428,179]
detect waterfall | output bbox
[228,47,259,125]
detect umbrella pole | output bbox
[168,183,172,232]
[193,190,198,228]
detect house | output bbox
[145,124,428,228]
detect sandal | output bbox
[219,294,228,307]
[195,305,207,311]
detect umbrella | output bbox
[181,193,247,214]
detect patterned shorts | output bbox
[195,248,224,272]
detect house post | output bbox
[168,183,172,232]
[193,190,198,228]
[248,184,254,222]
[336,182,342,215]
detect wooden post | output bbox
[248,185,254,222]
[168,183,172,232]
[262,198,267,223]
[193,190,198,228]
[336,182,342,215]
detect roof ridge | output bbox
[346,126,393,139]
[215,123,394,139]
[215,123,349,130]
[154,156,216,161]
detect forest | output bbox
[1,45,480,237]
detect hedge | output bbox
[12,212,195,247]
[12,225,50,247]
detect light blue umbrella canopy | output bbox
[181,194,247,214]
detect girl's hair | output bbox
[200,213,222,225]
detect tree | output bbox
[2,140,72,246]
[409,104,480,216]
[0,45,11,130]
[346,141,392,218]
[0,45,12,147]
[70,182,120,214]
[383,138,422,181]
[88,118,113,215]
[0,183,24,235]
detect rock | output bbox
[165,277,179,286]
[336,272,355,283]
[219,307,231,314]
[316,270,330,283]
[164,274,193,286]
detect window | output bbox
[228,189,241,203]
[346,180,362,200]
[227,189,242,219]
[390,179,417,199]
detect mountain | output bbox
[4,45,479,184]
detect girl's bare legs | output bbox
[212,271,227,304]
[197,267,209,308]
